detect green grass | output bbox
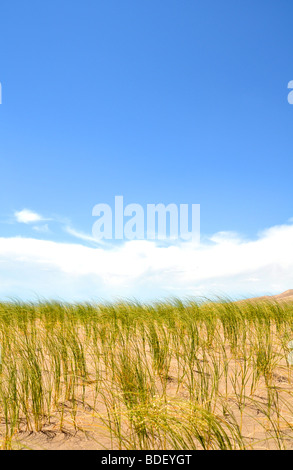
[0,298,293,449]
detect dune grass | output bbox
[0,298,293,449]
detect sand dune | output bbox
[245,289,293,303]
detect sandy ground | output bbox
[12,355,293,450]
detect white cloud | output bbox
[0,221,293,302]
[14,209,44,224]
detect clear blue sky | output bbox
[0,1,293,301]
[1,0,292,238]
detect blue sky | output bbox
[0,1,293,301]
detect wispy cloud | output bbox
[0,221,293,301]
[65,226,106,245]
[13,209,102,245]
[32,224,50,233]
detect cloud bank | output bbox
[0,221,293,302]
